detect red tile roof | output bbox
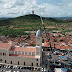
[55,44,72,50]
[10,47,36,52]
[50,42,54,47]
[0,43,11,49]
[44,41,50,47]
[9,54,35,58]
[68,40,72,44]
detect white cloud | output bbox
[62,0,72,3]
[0,0,72,17]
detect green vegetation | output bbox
[53,40,57,42]
[30,44,35,46]
[26,36,30,40]
[0,14,72,37]
[42,39,44,43]
[60,39,63,42]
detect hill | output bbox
[0,14,72,37]
[0,14,57,26]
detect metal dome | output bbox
[36,29,42,37]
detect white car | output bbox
[44,68,47,72]
[17,71,19,72]
[41,68,44,71]
[8,66,10,69]
[1,70,3,72]
[54,51,59,54]
[33,68,36,71]
[13,66,17,69]
[6,70,11,72]
[13,71,16,72]
[6,65,8,69]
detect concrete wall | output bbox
[0,49,9,57]
[0,56,40,66]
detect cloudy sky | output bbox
[0,0,72,17]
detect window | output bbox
[37,59,38,61]
[37,63,38,66]
[18,61,19,65]
[5,60,6,63]
[3,53,4,56]
[0,59,2,61]
[3,53,6,56]
[24,62,25,65]
[24,52,25,55]
[32,63,33,66]
[11,61,12,64]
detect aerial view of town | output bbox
[0,0,72,72]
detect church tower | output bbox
[36,29,42,63]
[36,29,42,46]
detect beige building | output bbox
[0,29,42,67]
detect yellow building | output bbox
[0,29,42,67]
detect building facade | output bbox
[0,29,42,67]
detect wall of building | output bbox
[0,49,9,57]
[9,51,36,56]
[0,47,41,67]
[0,56,40,66]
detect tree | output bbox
[42,39,44,43]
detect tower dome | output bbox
[36,29,42,37]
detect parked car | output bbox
[10,66,13,69]
[1,65,5,68]
[44,68,47,72]
[3,65,6,68]
[54,51,59,55]
[62,53,64,56]
[13,66,17,69]
[17,66,20,69]
[37,68,41,71]
[8,65,11,69]
[31,67,34,71]
[0,65,1,68]
[1,70,5,72]
[1,70,3,72]
[5,65,8,69]
[41,68,44,71]
[33,68,36,71]
[20,67,23,69]
[55,61,61,66]
[49,55,52,59]
[27,67,30,69]
[23,67,27,69]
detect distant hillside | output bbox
[0,14,72,37]
[54,17,72,20]
[0,14,59,26]
[0,18,12,20]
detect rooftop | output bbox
[0,43,11,50]
[10,47,36,52]
[44,41,50,47]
